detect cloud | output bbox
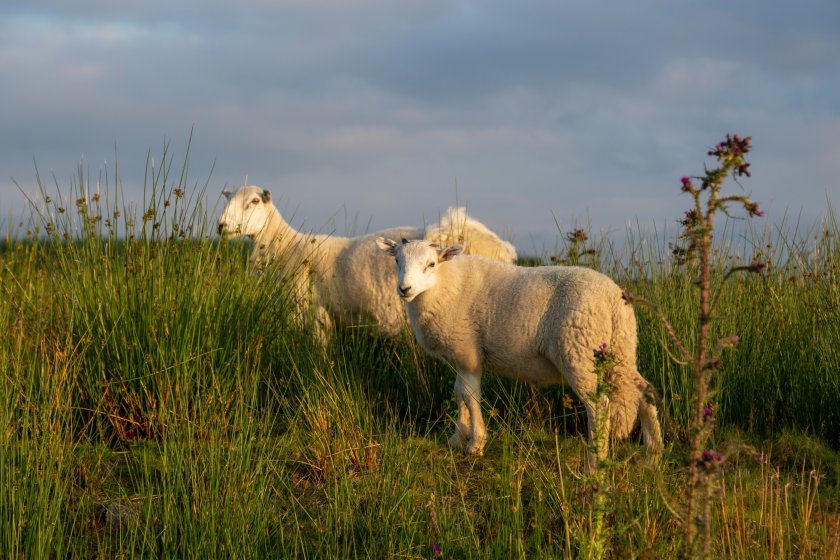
[1,1,838,251]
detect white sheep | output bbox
[376,238,662,470]
[424,206,517,263]
[217,185,516,337]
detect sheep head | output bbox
[376,238,462,302]
[217,185,274,239]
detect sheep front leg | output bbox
[313,304,333,345]
[448,375,473,450]
[458,370,487,456]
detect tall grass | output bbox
[1,142,838,558]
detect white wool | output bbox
[377,238,663,471]
[424,207,517,263]
[217,186,516,338]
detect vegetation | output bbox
[1,141,838,558]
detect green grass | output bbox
[2,151,839,558]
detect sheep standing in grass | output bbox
[217,185,516,337]
[424,206,517,263]
[376,238,662,470]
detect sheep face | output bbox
[376,238,462,302]
[218,185,273,239]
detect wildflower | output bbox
[700,449,724,464]
[702,406,713,419]
[680,209,700,228]
[745,201,763,217]
[593,342,609,362]
[680,176,694,192]
[749,261,767,274]
[566,228,588,243]
[738,163,752,178]
[433,542,442,558]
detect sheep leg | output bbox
[448,376,472,449]
[313,305,333,344]
[458,370,487,456]
[638,380,663,464]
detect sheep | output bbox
[217,185,516,337]
[424,206,517,264]
[376,237,663,470]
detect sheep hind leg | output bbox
[448,375,472,450]
[458,370,487,456]
[638,380,663,464]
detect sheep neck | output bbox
[250,205,348,276]
[408,262,466,324]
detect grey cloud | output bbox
[1,0,838,250]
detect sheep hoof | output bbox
[465,440,485,456]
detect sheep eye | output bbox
[425,261,435,271]
[249,198,260,206]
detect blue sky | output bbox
[2,1,838,252]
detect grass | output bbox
[1,147,839,558]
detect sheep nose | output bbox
[397,284,411,298]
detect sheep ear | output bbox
[222,188,232,200]
[376,237,398,256]
[401,237,410,245]
[438,245,463,261]
[260,189,271,203]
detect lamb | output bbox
[376,237,663,470]
[217,185,516,337]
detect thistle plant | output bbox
[552,227,600,268]
[582,342,618,559]
[622,134,766,558]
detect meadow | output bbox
[2,149,839,558]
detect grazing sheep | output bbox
[376,238,662,470]
[217,185,516,337]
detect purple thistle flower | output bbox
[703,407,713,418]
[433,542,442,557]
[750,262,767,274]
[701,449,725,464]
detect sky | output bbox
[2,1,839,254]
